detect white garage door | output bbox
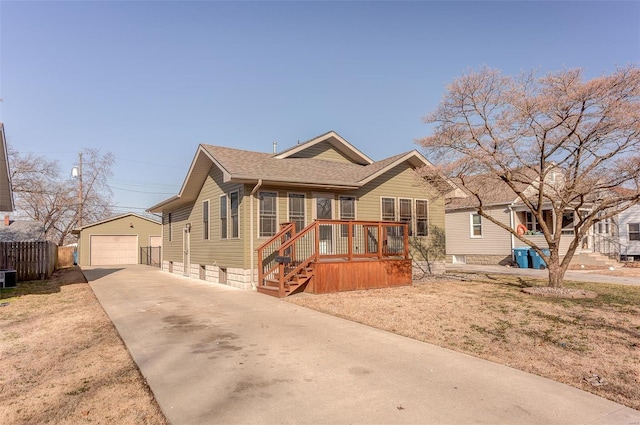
[90,235,138,266]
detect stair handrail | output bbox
[278,221,319,286]
[257,223,295,289]
[592,233,629,260]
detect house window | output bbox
[629,223,640,241]
[381,197,396,221]
[220,195,228,239]
[260,192,277,237]
[168,213,172,242]
[416,200,429,236]
[471,213,482,238]
[399,198,412,236]
[525,212,539,232]
[339,196,355,237]
[202,200,210,240]
[230,191,239,238]
[561,212,575,235]
[288,193,305,232]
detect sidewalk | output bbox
[86,265,640,425]
[445,263,640,286]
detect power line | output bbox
[110,185,175,195]
[114,156,185,169]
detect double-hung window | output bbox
[202,200,210,240]
[168,212,173,241]
[288,194,305,232]
[230,191,239,238]
[629,223,640,241]
[415,200,429,236]
[220,195,228,239]
[260,192,277,237]
[381,197,396,221]
[399,198,412,236]
[339,196,355,237]
[471,213,482,238]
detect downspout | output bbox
[509,204,515,262]
[249,179,263,289]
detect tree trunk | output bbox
[547,262,566,288]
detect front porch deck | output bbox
[257,220,412,297]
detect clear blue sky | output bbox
[1,1,638,214]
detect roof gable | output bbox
[274,131,373,165]
[73,213,161,232]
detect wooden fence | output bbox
[0,241,58,281]
[57,246,76,268]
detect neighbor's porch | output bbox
[257,220,412,297]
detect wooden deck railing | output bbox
[257,220,409,295]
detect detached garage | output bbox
[72,213,162,267]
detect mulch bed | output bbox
[522,286,598,299]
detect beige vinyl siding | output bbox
[288,140,358,164]
[445,206,512,256]
[162,203,192,262]
[77,215,161,266]
[354,163,445,229]
[514,234,574,256]
[162,165,245,269]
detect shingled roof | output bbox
[148,131,453,213]
[445,169,539,211]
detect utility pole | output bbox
[78,152,83,226]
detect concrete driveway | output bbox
[86,265,640,425]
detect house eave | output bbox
[231,177,359,191]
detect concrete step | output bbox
[570,252,621,268]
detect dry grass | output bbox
[288,272,640,410]
[0,267,168,425]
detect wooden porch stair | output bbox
[257,265,314,298]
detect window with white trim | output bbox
[381,197,396,221]
[339,196,355,237]
[220,195,228,239]
[629,223,640,241]
[416,200,429,236]
[168,212,172,241]
[399,198,412,236]
[471,213,482,238]
[288,193,305,232]
[525,211,539,232]
[202,200,210,240]
[260,192,277,237]
[230,191,239,238]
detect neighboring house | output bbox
[0,215,45,242]
[0,123,15,212]
[445,172,597,265]
[618,204,640,260]
[148,131,451,292]
[72,213,162,266]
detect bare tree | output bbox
[419,66,640,288]
[9,147,115,245]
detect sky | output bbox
[1,1,639,216]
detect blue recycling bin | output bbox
[529,248,550,269]
[513,247,531,268]
[73,252,78,265]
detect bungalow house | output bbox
[445,172,614,266]
[148,131,451,296]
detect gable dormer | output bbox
[274,131,373,165]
